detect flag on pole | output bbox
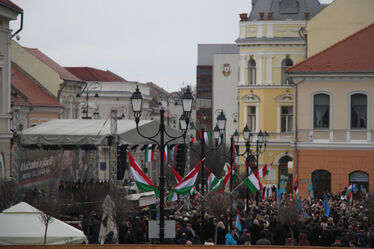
[200,131,211,144]
[218,163,237,194]
[205,166,220,190]
[145,144,155,162]
[295,187,301,200]
[235,214,242,232]
[168,159,203,202]
[243,170,262,194]
[226,163,238,183]
[346,182,353,202]
[164,146,168,161]
[293,176,298,191]
[308,179,314,198]
[232,137,239,163]
[169,164,196,195]
[170,144,178,161]
[323,193,330,217]
[128,151,159,196]
[278,180,287,200]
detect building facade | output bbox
[236,0,325,189]
[0,1,22,179]
[288,22,374,198]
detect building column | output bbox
[256,54,263,85]
[239,55,247,86]
[265,54,273,85]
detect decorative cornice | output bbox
[295,142,374,150]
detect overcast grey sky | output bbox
[10,0,333,92]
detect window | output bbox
[312,170,331,198]
[313,93,329,129]
[281,57,293,85]
[351,94,367,129]
[248,58,256,85]
[247,106,256,131]
[281,106,293,132]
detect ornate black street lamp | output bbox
[76,82,102,119]
[130,85,194,244]
[189,110,226,230]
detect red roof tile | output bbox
[65,67,126,82]
[11,63,62,108]
[288,22,374,73]
[11,87,30,107]
[0,0,22,13]
[23,47,80,81]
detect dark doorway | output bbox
[349,171,369,198]
[312,170,331,198]
[278,155,293,193]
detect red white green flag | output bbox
[218,163,237,194]
[346,182,353,202]
[232,137,239,163]
[128,151,159,196]
[258,162,273,178]
[169,164,197,196]
[226,163,238,183]
[168,159,203,202]
[205,166,220,190]
[145,144,155,162]
[243,169,262,194]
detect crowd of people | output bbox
[13,179,374,246]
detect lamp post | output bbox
[130,85,194,244]
[190,110,226,230]
[240,125,269,208]
[229,130,239,230]
[76,82,102,119]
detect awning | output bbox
[19,119,187,147]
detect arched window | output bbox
[248,58,256,85]
[349,171,369,194]
[351,93,367,129]
[313,93,330,129]
[312,170,331,198]
[281,57,293,85]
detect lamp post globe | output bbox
[130,85,143,121]
[181,85,194,117]
[216,110,227,132]
[233,130,239,144]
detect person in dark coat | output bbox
[216,221,226,245]
[238,229,252,245]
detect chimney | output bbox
[268,12,273,20]
[240,13,248,21]
[259,12,265,20]
[304,12,310,20]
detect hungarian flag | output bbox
[226,163,238,183]
[293,176,299,191]
[199,131,210,144]
[168,159,203,202]
[218,163,237,194]
[205,166,220,190]
[145,144,155,162]
[243,170,262,194]
[164,146,168,161]
[128,151,159,196]
[346,182,353,201]
[170,144,178,161]
[258,162,272,178]
[232,137,239,163]
[169,164,196,195]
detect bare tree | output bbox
[205,192,231,219]
[277,199,304,244]
[0,178,18,211]
[33,192,61,244]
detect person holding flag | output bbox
[346,182,353,202]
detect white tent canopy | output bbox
[0,202,87,245]
[19,119,186,146]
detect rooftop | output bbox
[65,67,126,82]
[288,22,374,73]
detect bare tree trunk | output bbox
[44,222,49,244]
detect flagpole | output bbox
[230,178,246,194]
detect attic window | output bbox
[279,0,299,14]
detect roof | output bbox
[11,63,62,108]
[147,82,170,96]
[0,0,22,13]
[198,44,239,65]
[248,0,325,21]
[23,47,80,81]
[288,22,374,73]
[19,119,186,146]
[65,67,126,82]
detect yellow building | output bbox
[235,0,326,190]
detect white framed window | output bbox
[351,93,367,129]
[248,58,256,85]
[281,106,293,132]
[313,93,330,129]
[247,106,256,132]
